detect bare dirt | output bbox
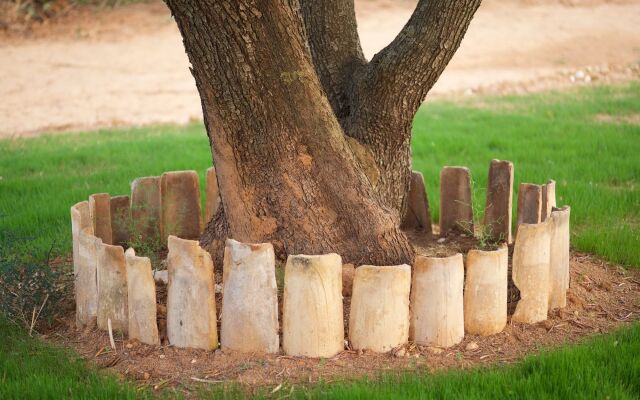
[48,238,640,396]
[1,0,639,138]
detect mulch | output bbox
[45,234,640,396]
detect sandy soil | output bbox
[1,0,639,137]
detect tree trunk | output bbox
[164,0,480,265]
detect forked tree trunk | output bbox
[164,0,480,265]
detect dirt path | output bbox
[1,0,639,137]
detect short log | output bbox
[464,245,508,335]
[548,206,570,310]
[75,228,100,328]
[160,171,202,242]
[89,193,112,244]
[110,195,130,246]
[96,242,128,333]
[166,236,217,350]
[125,248,159,345]
[440,166,473,235]
[348,264,411,353]
[512,221,551,323]
[71,201,93,275]
[220,239,279,353]
[283,253,344,357]
[484,160,514,243]
[401,171,433,236]
[410,253,464,347]
[130,176,162,243]
[516,183,542,227]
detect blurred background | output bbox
[1,0,639,137]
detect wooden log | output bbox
[75,228,100,328]
[349,264,411,352]
[89,193,112,244]
[130,176,161,243]
[166,236,217,349]
[516,183,542,227]
[401,171,433,236]
[484,160,514,243]
[440,166,473,235]
[548,206,570,310]
[96,243,128,333]
[512,221,551,324]
[125,248,159,345]
[221,239,279,353]
[283,253,343,357]
[110,195,130,246]
[160,171,202,242]
[464,245,508,335]
[411,253,464,347]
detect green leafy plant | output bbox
[456,177,504,250]
[0,222,71,334]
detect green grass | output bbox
[0,83,639,398]
[412,83,640,267]
[0,124,212,257]
[0,316,146,399]
[1,82,638,266]
[278,323,640,399]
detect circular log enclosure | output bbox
[71,161,571,355]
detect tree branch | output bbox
[349,0,482,135]
[300,0,366,122]
[342,0,481,214]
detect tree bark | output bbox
[165,0,480,265]
[165,0,413,265]
[301,0,481,215]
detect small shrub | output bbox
[0,226,72,334]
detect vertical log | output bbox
[464,246,508,335]
[125,248,159,345]
[166,236,217,350]
[89,193,112,245]
[548,206,570,310]
[161,171,202,242]
[283,254,344,357]
[512,221,551,323]
[410,254,464,347]
[96,243,128,333]
[75,228,100,328]
[110,195,130,246]
[71,201,92,275]
[221,239,279,353]
[348,264,411,352]
[401,171,433,237]
[440,167,473,235]
[131,176,161,244]
[484,160,514,243]
[516,183,542,227]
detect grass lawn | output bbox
[0,316,146,399]
[1,83,638,267]
[278,323,640,399]
[0,82,639,398]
